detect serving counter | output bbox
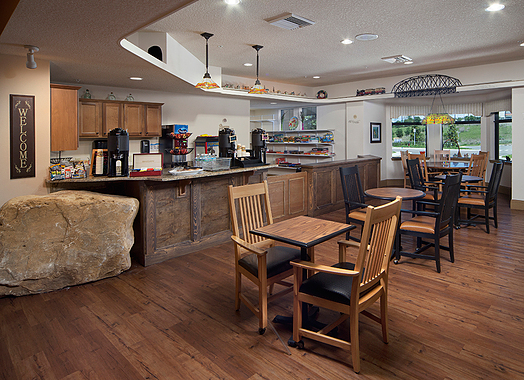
[48,166,274,266]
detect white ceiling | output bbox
[1,0,523,97]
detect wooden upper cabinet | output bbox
[145,105,162,136]
[103,102,122,134]
[50,84,81,151]
[79,100,102,137]
[79,99,162,138]
[124,103,144,137]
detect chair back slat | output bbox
[355,198,401,291]
[406,158,425,191]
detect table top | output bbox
[365,187,425,201]
[250,215,354,249]
[434,174,482,183]
[426,160,469,170]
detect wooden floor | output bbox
[1,195,524,379]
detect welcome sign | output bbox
[10,95,35,179]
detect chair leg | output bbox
[434,236,441,273]
[350,309,360,373]
[449,228,454,263]
[293,294,302,345]
[380,292,389,344]
[494,202,498,228]
[259,278,268,333]
[268,284,274,295]
[235,271,241,311]
[485,206,490,234]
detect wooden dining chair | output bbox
[339,165,368,242]
[228,181,301,334]
[395,173,462,273]
[434,149,450,162]
[406,158,440,209]
[288,197,402,373]
[457,161,504,233]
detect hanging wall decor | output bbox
[370,122,381,143]
[10,94,36,179]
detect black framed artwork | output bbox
[370,122,381,143]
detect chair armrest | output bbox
[290,260,359,277]
[337,239,361,249]
[345,201,368,209]
[401,209,439,217]
[463,184,488,189]
[231,235,267,257]
[460,189,488,195]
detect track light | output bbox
[25,45,39,69]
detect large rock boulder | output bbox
[0,190,139,296]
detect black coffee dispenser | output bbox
[251,128,267,164]
[107,128,129,177]
[218,127,236,158]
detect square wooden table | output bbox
[250,215,355,261]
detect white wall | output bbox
[512,87,524,206]
[0,54,51,207]
[317,104,346,160]
[346,102,365,158]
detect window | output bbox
[442,114,481,157]
[391,115,426,157]
[301,107,317,130]
[281,107,317,130]
[494,111,512,161]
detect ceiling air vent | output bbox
[382,55,412,64]
[266,13,315,30]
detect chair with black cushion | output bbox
[394,173,462,273]
[339,165,368,242]
[457,161,504,233]
[406,158,441,210]
[289,197,402,373]
[228,181,302,334]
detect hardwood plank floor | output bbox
[1,195,523,379]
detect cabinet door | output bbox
[103,102,122,135]
[79,101,102,137]
[124,103,144,136]
[51,85,80,151]
[144,105,162,137]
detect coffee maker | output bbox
[218,127,236,158]
[107,128,129,177]
[251,128,267,164]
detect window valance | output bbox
[390,99,511,119]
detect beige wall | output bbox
[0,54,50,207]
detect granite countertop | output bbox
[47,164,277,184]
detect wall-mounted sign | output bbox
[10,95,35,179]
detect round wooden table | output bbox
[365,187,425,201]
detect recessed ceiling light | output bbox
[270,102,277,105]
[244,63,253,66]
[130,77,143,81]
[404,61,414,65]
[355,33,378,41]
[313,76,320,79]
[224,0,240,4]
[341,39,353,45]
[520,42,524,47]
[486,4,505,11]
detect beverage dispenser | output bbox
[218,127,236,158]
[107,128,129,177]
[251,128,267,164]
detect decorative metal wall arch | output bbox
[392,74,462,98]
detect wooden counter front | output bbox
[300,155,381,216]
[48,166,273,266]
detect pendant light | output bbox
[248,45,268,94]
[195,32,220,89]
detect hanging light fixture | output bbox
[195,32,220,89]
[248,45,268,94]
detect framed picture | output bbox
[370,122,381,143]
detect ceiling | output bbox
[1,0,523,99]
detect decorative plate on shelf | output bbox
[288,116,299,130]
[316,90,328,99]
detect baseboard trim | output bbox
[511,199,524,210]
